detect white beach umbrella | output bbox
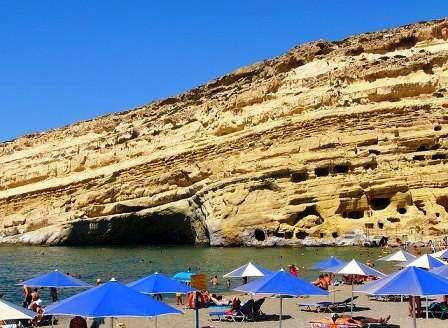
[223,262,272,278]
[432,248,448,259]
[404,254,446,270]
[0,299,35,320]
[324,259,386,315]
[377,249,416,262]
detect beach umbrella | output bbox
[0,298,36,320]
[45,278,181,328]
[432,248,448,259]
[377,249,416,262]
[310,256,346,270]
[404,254,446,269]
[323,259,386,315]
[17,269,91,288]
[223,262,272,278]
[356,266,448,328]
[128,272,196,294]
[234,269,327,328]
[173,271,195,283]
[431,264,448,279]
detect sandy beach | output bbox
[50,285,447,328]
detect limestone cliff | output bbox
[2,19,448,246]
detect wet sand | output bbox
[52,285,447,327]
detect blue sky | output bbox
[0,1,446,141]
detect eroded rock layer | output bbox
[2,19,448,246]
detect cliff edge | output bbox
[2,19,448,246]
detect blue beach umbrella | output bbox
[356,266,448,328]
[45,278,181,327]
[173,271,195,283]
[310,256,346,270]
[430,264,448,279]
[18,269,91,288]
[223,262,272,278]
[234,269,327,328]
[128,272,196,294]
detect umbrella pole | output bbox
[111,317,114,328]
[350,276,354,316]
[412,296,417,328]
[425,297,428,319]
[279,296,283,328]
[195,291,199,328]
[155,316,157,328]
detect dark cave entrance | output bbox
[63,211,197,245]
[370,198,391,211]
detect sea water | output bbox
[0,245,398,305]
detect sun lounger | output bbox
[209,299,255,322]
[299,297,358,313]
[298,301,334,312]
[428,302,448,319]
[330,296,358,312]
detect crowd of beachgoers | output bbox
[2,244,448,328]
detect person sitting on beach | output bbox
[28,292,43,327]
[323,274,331,286]
[69,316,88,328]
[209,294,231,306]
[312,275,329,290]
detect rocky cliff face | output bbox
[2,19,448,246]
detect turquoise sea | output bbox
[0,246,400,305]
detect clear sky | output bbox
[1,1,447,142]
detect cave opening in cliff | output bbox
[432,153,446,160]
[254,229,266,241]
[368,149,381,155]
[63,212,198,245]
[291,171,308,183]
[413,155,425,161]
[416,145,429,152]
[293,206,323,225]
[363,162,378,170]
[434,125,442,131]
[343,210,364,219]
[295,231,308,239]
[370,197,391,211]
[436,196,448,213]
[397,207,407,214]
[315,167,330,177]
[333,164,350,174]
[378,222,384,229]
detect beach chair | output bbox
[298,301,334,312]
[209,299,255,322]
[252,298,266,320]
[428,302,448,319]
[328,296,358,312]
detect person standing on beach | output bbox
[22,283,32,308]
[288,264,298,277]
[50,287,58,302]
[176,292,183,305]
